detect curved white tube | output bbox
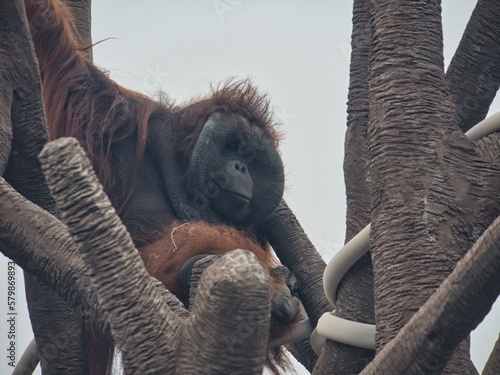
[310,312,377,355]
[315,111,500,353]
[317,313,376,350]
[323,224,371,307]
[310,328,326,355]
[465,111,500,141]
[15,113,500,372]
[12,338,39,375]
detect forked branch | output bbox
[360,215,500,375]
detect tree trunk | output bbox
[359,214,500,374]
[446,0,500,132]
[261,200,331,371]
[314,0,375,373]
[368,1,500,374]
[0,0,86,372]
[483,334,500,375]
[64,0,93,59]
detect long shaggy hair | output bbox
[26,0,160,207]
[25,1,293,374]
[140,221,294,375]
[26,0,281,210]
[175,79,283,164]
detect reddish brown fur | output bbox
[140,221,296,374]
[175,80,282,169]
[141,221,279,306]
[25,0,281,213]
[25,1,294,374]
[25,0,160,210]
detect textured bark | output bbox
[344,0,372,238]
[261,200,331,371]
[0,0,85,372]
[483,333,500,375]
[0,178,109,332]
[177,251,271,375]
[64,0,93,59]
[0,172,193,367]
[40,138,182,374]
[188,255,221,307]
[368,1,500,374]
[0,86,12,175]
[369,0,450,341]
[262,201,330,326]
[23,280,84,373]
[0,0,55,213]
[314,0,375,373]
[360,214,500,374]
[446,0,500,132]
[38,137,272,374]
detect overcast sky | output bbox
[1,1,499,374]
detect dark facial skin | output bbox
[187,111,284,227]
[206,140,256,222]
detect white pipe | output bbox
[465,111,500,141]
[15,113,500,373]
[323,224,371,307]
[12,338,39,375]
[317,313,376,350]
[310,313,376,355]
[314,111,500,354]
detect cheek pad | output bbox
[191,112,284,225]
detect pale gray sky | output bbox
[1,1,498,374]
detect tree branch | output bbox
[0,178,102,329]
[177,250,271,375]
[446,0,500,132]
[315,0,375,373]
[360,214,500,375]
[63,0,92,58]
[39,137,272,374]
[40,137,182,374]
[483,333,500,375]
[260,200,330,371]
[0,0,85,372]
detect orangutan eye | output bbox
[224,141,239,152]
